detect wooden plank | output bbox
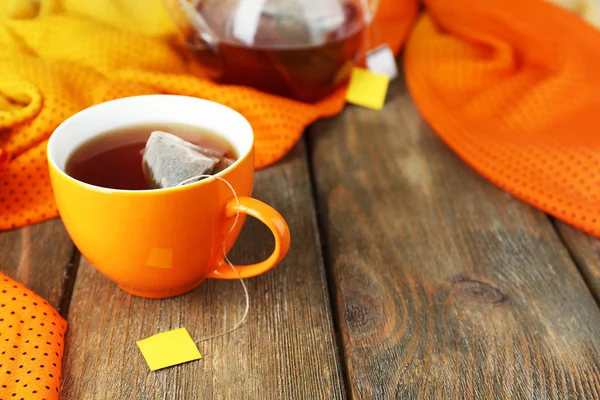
[60,141,345,399]
[554,221,600,304]
[0,219,75,313]
[309,78,600,399]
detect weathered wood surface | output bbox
[554,221,600,304]
[59,142,346,399]
[309,78,600,399]
[0,219,75,313]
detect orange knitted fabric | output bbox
[0,272,67,399]
[0,0,416,230]
[404,0,600,237]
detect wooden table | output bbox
[2,77,600,399]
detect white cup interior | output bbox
[47,95,253,176]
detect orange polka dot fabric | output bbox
[0,272,67,400]
[0,0,415,231]
[404,0,600,237]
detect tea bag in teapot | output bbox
[231,0,350,47]
[142,131,220,189]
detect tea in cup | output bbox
[47,95,290,298]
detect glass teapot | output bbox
[164,0,380,102]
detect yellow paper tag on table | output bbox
[137,328,202,371]
[345,67,390,110]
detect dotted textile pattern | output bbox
[404,0,600,238]
[0,272,67,400]
[0,0,417,231]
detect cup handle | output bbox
[207,197,290,279]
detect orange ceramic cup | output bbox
[47,95,290,298]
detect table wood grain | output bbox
[58,142,346,399]
[0,219,75,314]
[308,78,600,399]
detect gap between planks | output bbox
[303,132,353,400]
[550,218,600,307]
[57,245,81,318]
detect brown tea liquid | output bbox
[66,124,235,190]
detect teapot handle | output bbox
[177,0,219,48]
[163,0,220,50]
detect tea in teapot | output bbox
[165,0,379,102]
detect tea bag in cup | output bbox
[142,131,222,189]
[212,156,235,173]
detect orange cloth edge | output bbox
[0,272,67,400]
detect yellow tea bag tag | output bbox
[137,328,202,371]
[345,67,390,110]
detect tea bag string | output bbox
[177,175,249,344]
[361,3,373,59]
